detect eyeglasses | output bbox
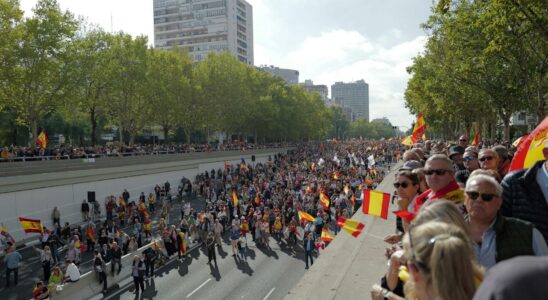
[479,156,494,162]
[459,139,468,142]
[393,181,412,189]
[463,156,476,161]
[465,191,497,202]
[424,169,451,176]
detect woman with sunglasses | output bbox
[394,171,421,232]
[403,221,482,300]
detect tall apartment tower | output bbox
[153,0,254,65]
[331,80,369,121]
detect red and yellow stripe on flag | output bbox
[254,193,261,205]
[18,217,43,234]
[232,190,239,207]
[319,192,330,210]
[363,190,390,219]
[509,116,548,172]
[336,216,364,238]
[298,210,316,223]
[412,112,426,137]
[321,228,334,242]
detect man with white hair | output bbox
[465,174,548,269]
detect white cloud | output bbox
[260,30,426,127]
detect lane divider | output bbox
[186,278,211,298]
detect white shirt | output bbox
[66,263,80,282]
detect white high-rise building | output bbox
[153,0,254,65]
[331,80,369,121]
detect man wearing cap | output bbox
[448,145,466,172]
[501,142,548,240]
[399,160,422,172]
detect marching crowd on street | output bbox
[3,134,548,300]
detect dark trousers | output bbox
[5,267,18,286]
[42,261,51,282]
[133,276,144,292]
[99,271,107,291]
[145,260,154,277]
[305,250,314,268]
[111,258,122,274]
[208,248,216,263]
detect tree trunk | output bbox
[184,128,191,144]
[503,117,510,141]
[163,125,169,144]
[90,108,97,146]
[118,125,124,145]
[31,119,38,148]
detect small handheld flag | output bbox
[18,217,44,234]
[321,228,334,242]
[363,190,390,219]
[298,210,316,223]
[336,216,364,238]
[319,192,330,210]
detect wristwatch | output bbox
[383,289,392,299]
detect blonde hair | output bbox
[414,199,469,235]
[403,221,481,300]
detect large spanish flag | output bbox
[401,135,417,146]
[232,190,239,207]
[298,210,316,223]
[509,116,548,172]
[363,190,390,219]
[319,192,330,210]
[321,228,334,242]
[18,217,43,234]
[336,216,365,238]
[36,130,48,149]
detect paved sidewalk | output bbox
[286,162,402,300]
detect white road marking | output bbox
[186,278,212,298]
[263,287,276,300]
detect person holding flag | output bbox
[1,223,16,249]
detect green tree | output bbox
[4,0,78,146]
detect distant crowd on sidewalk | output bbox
[0,141,291,162]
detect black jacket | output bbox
[502,160,548,241]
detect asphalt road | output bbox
[104,233,309,300]
[0,195,207,300]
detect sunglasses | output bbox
[459,139,468,142]
[393,181,412,189]
[465,191,497,202]
[424,169,451,176]
[479,156,494,162]
[463,156,476,161]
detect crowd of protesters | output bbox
[2,140,401,298]
[370,136,548,300]
[0,141,290,162]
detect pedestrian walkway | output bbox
[286,161,402,299]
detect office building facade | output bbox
[301,80,329,103]
[153,0,253,64]
[259,66,299,85]
[331,80,369,121]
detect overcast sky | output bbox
[20,0,433,128]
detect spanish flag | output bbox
[336,216,364,238]
[362,190,390,219]
[332,172,340,180]
[36,130,48,149]
[509,116,548,172]
[18,217,44,234]
[321,228,334,242]
[412,112,426,137]
[298,210,316,223]
[232,190,239,207]
[0,223,7,236]
[401,135,417,146]
[472,130,480,146]
[319,192,330,210]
